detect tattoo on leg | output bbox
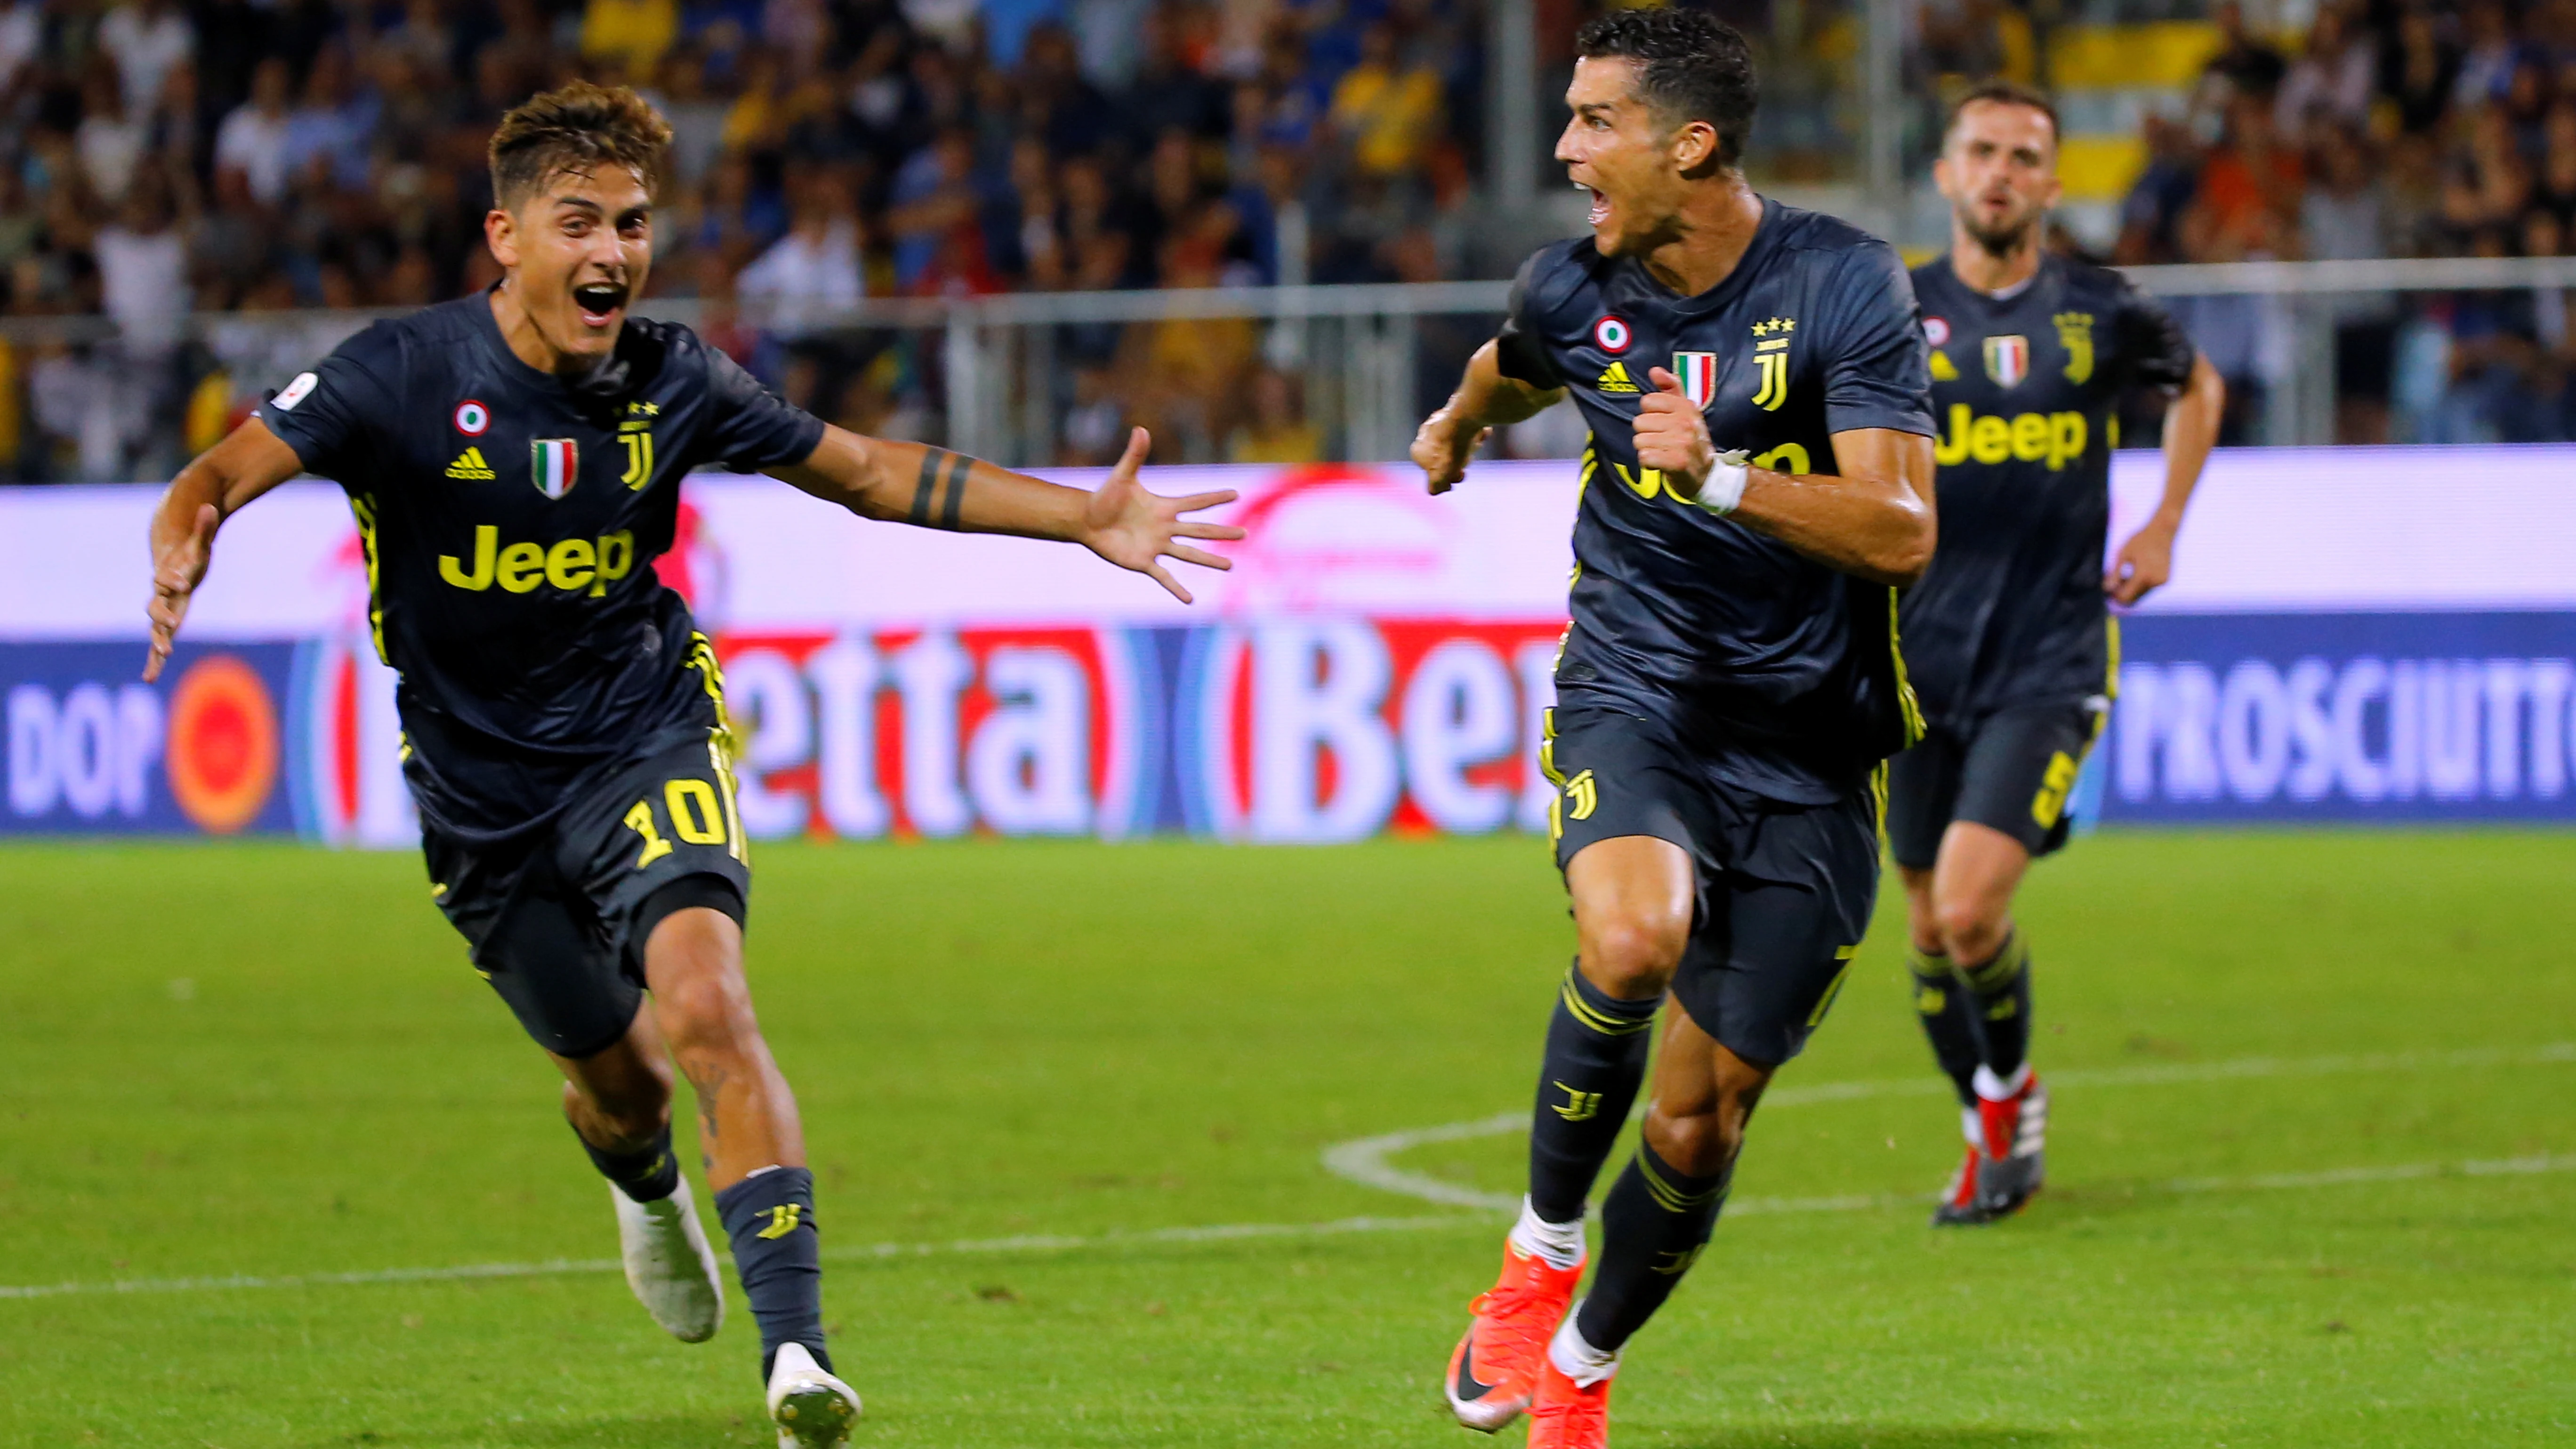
[685,1062,730,1145]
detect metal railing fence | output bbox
[9,255,2576,481]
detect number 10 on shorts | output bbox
[624,778,733,867]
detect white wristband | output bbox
[1691,451,1750,516]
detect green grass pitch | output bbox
[1,830,2571,1448]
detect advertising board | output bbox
[2,449,2569,840]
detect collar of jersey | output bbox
[472,282,632,401]
[1933,252,2054,310]
[1608,196,1782,317]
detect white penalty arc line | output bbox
[4,1043,2568,1305]
[1319,1041,2576,1212]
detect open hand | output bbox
[1081,428,1245,604]
[144,503,219,683]
[2105,518,2176,605]
[1635,368,1716,495]
[1411,409,1490,496]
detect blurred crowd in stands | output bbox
[0,0,1496,475]
[18,0,2576,477]
[2115,0,2576,441]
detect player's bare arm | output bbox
[143,418,306,682]
[1413,340,1566,493]
[769,423,1245,604]
[2108,352,2223,604]
[1633,366,1935,586]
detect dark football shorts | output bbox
[1884,700,2105,872]
[1544,704,1881,1067]
[422,732,751,1059]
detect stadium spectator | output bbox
[93,163,189,357]
[736,164,868,318]
[278,43,374,196]
[99,0,196,123]
[1227,365,1320,461]
[214,56,294,206]
[78,64,153,206]
[2181,90,2301,262]
[585,0,683,80]
[1328,21,1442,178]
[2274,2,2375,139]
[0,0,39,96]
[2381,6,2461,137]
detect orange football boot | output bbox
[1444,1242,1584,1432]
[1523,1350,1615,1449]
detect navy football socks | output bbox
[1573,1141,1731,1352]
[715,1167,831,1381]
[1959,931,2034,1083]
[1527,963,1659,1224]
[1908,945,1986,1108]
[574,1120,683,1204]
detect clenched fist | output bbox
[1634,366,1716,497]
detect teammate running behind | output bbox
[140,82,1240,1448]
[1895,82,2222,1225]
[1412,12,1936,1445]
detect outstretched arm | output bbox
[1633,367,1936,587]
[768,423,1245,604]
[2106,352,2224,605]
[145,417,307,682]
[1411,339,1566,494]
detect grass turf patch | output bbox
[0,831,2571,1446]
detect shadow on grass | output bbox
[309,1415,768,1449]
[1668,1427,2059,1449]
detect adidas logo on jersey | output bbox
[1595,362,1640,394]
[1930,351,1959,382]
[446,447,496,480]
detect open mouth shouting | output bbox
[1579,182,1610,228]
[572,280,629,331]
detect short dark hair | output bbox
[488,81,673,211]
[1574,7,1759,167]
[1943,80,2060,148]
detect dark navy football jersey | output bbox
[256,292,825,844]
[1901,253,2194,728]
[1495,201,1935,804]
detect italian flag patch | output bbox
[1674,351,1719,407]
[531,438,578,499]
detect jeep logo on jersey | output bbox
[1593,316,1632,353]
[1673,352,1717,407]
[531,438,578,499]
[1984,334,2030,389]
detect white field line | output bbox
[7,1155,2570,1304]
[4,1043,2568,1305]
[1319,1041,2576,1212]
[0,1216,1476,1303]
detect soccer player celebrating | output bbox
[1895,83,2222,1225]
[140,83,1239,1447]
[1411,11,1935,1445]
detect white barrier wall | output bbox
[4,450,2573,840]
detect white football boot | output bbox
[612,1182,725,1342]
[767,1341,862,1448]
